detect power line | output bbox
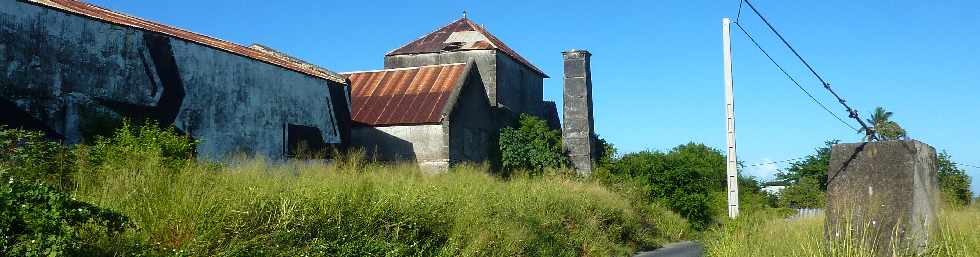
[745,157,809,167]
[731,22,859,132]
[953,163,980,169]
[740,0,876,140]
[735,0,744,22]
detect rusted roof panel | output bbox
[386,18,548,78]
[29,0,346,84]
[343,63,467,126]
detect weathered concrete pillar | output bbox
[562,50,595,175]
[826,140,940,256]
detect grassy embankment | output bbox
[701,206,980,257]
[69,151,689,256]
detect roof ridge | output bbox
[383,17,464,56]
[464,19,547,76]
[385,17,548,78]
[29,0,347,84]
[461,19,498,48]
[340,63,468,75]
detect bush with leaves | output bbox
[498,114,568,174]
[0,176,135,257]
[774,140,837,191]
[0,126,139,256]
[611,143,726,229]
[0,126,76,189]
[80,120,197,172]
[594,134,617,170]
[777,176,826,208]
[937,152,973,207]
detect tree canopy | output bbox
[862,106,907,140]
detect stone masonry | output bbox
[826,140,940,256]
[562,50,596,174]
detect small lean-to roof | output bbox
[342,63,469,126]
[28,0,346,84]
[386,18,548,78]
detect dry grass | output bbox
[702,206,980,257]
[71,153,688,256]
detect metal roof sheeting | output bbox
[344,63,468,126]
[386,18,548,78]
[29,0,347,84]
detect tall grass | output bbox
[701,206,980,257]
[70,152,688,256]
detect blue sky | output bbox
[87,0,979,194]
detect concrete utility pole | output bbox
[722,18,739,218]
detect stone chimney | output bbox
[562,49,595,175]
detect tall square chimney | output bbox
[562,49,595,174]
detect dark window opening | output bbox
[285,124,329,159]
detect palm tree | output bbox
[860,106,907,141]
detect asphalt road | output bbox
[634,241,703,257]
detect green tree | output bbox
[499,114,568,174]
[778,176,826,208]
[861,106,907,141]
[611,143,725,229]
[936,151,973,206]
[775,140,837,191]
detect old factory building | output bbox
[2,0,598,172]
[383,18,559,127]
[342,17,563,169]
[0,0,351,159]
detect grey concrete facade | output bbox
[826,140,940,256]
[352,124,448,169]
[562,50,596,174]
[0,0,348,160]
[384,50,548,128]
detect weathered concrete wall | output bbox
[826,140,940,256]
[351,124,448,169]
[384,50,546,126]
[495,51,545,117]
[0,1,344,159]
[562,50,596,174]
[447,67,493,165]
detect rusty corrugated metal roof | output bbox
[343,63,468,126]
[386,18,548,78]
[29,0,347,84]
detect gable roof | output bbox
[342,63,472,126]
[28,0,346,84]
[386,18,548,78]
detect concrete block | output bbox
[826,140,940,256]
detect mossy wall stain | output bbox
[0,1,347,160]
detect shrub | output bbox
[0,176,135,257]
[611,143,726,229]
[499,114,568,174]
[778,176,826,209]
[936,152,972,207]
[0,126,76,189]
[774,140,837,191]
[80,120,197,172]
